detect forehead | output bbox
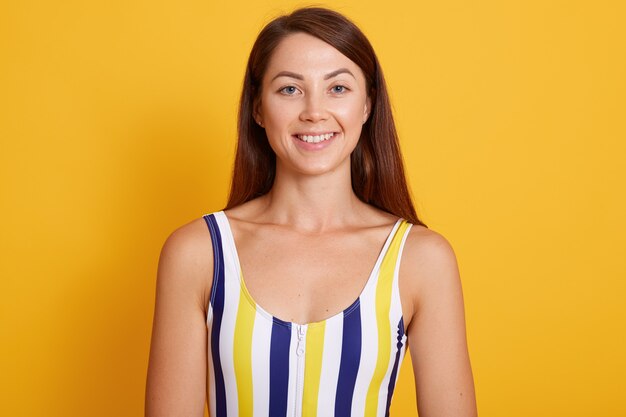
[264,32,364,81]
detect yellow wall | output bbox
[1,1,624,415]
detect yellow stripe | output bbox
[233,272,256,416]
[302,322,326,417]
[365,221,410,416]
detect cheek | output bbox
[259,98,293,152]
[331,99,367,125]
[262,96,295,126]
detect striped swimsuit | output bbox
[203,211,412,417]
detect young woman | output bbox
[146,7,477,417]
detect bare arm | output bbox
[145,220,212,416]
[403,229,477,416]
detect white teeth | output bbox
[296,132,335,143]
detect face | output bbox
[254,32,371,177]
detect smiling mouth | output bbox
[295,132,336,143]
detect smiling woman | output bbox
[145,6,477,417]
[254,33,370,177]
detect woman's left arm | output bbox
[402,228,477,417]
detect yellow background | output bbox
[1,0,625,415]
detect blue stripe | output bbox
[384,317,405,417]
[335,299,362,416]
[204,214,227,417]
[269,318,292,417]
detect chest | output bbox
[234,229,384,324]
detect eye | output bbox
[331,85,349,94]
[279,86,299,95]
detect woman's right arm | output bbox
[145,220,213,416]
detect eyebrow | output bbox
[270,68,356,82]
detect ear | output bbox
[253,98,264,128]
[363,96,372,124]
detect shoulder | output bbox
[160,216,213,263]
[400,224,462,308]
[402,225,458,272]
[156,215,214,311]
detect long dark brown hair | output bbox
[225,7,426,227]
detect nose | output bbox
[299,92,328,123]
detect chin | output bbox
[293,160,348,177]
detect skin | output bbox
[145,32,477,416]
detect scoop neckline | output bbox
[216,210,403,329]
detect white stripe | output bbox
[251,310,272,416]
[215,212,241,283]
[316,314,343,417]
[207,305,216,417]
[219,217,241,417]
[286,325,298,417]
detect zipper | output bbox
[294,323,307,417]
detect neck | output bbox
[257,162,367,232]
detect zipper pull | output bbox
[296,324,306,356]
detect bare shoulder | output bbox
[400,225,462,308]
[161,216,213,265]
[156,216,214,311]
[403,225,459,273]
